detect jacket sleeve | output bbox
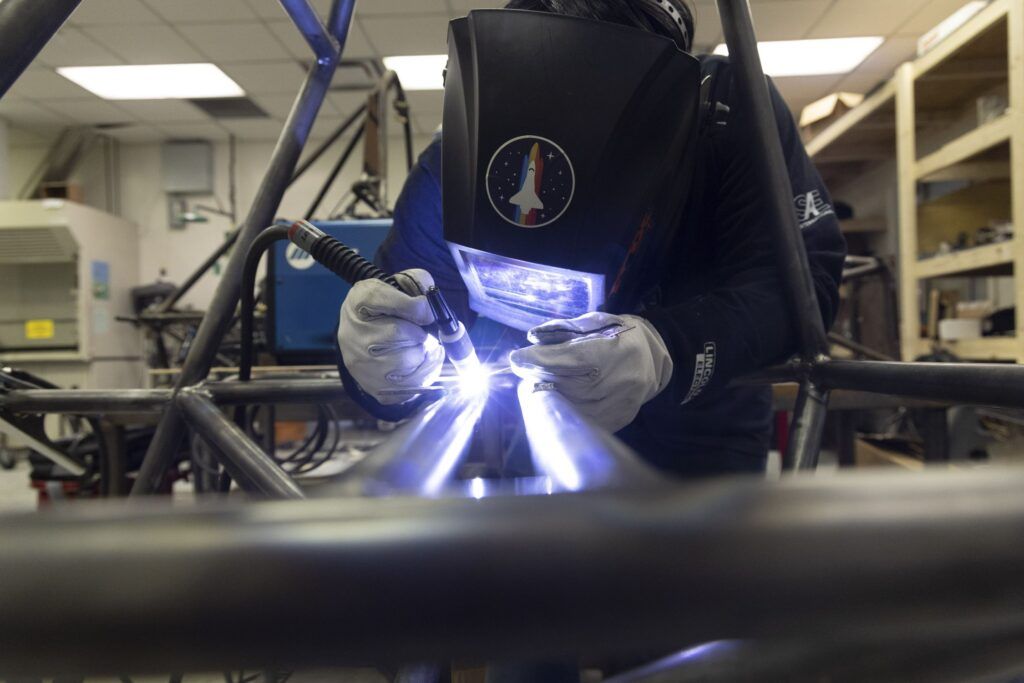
[643,76,846,406]
[375,134,475,324]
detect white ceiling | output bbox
[0,0,980,146]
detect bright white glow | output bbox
[918,2,987,56]
[713,37,884,77]
[383,54,447,91]
[455,358,491,397]
[517,381,582,492]
[419,395,487,497]
[470,477,486,500]
[56,64,244,100]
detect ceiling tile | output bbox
[0,99,73,127]
[361,15,451,55]
[855,35,919,76]
[328,90,370,117]
[103,123,166,142]
[183,22,291,62]
[158,121,231,140]
[34,28,124,68]
[772,74,846,106]
[357,0,448,15]
[82,24,205,63]
[7,68,95,100]
[808,0,929,38]
[56,98,136,125]
[69,0,162,25]
[219,117,287,140]
[266,18,376,58]
[750,1,831,40]
[220,61,306,94]
[251,94,303,118]
[144,0,256,23]
[900,0,983,34]
[114,99,211,122]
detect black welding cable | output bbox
[239,224,291,383]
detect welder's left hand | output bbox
[509,312,674,433]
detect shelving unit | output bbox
[896,0,1023,362]
[811,0,1023,363]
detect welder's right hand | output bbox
[337,268,444,405]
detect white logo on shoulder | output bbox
[794,190,834,229]
[285,243,316,270]
[682,342,717,405]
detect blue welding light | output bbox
[470,477,486,500]
[419,394,487,497]
[449,243,605,331]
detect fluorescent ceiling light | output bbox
[713,37,884,77]
[383,54,447,91]
[56,64,244,100]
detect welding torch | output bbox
[286,219,481,377]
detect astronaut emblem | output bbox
[486,135,575,228]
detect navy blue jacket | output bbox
[377,57,846,477]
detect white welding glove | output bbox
[509,312,674,433]
[337,268,444,405]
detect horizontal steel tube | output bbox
[176,391,304,500]
[0,389,172,414]
[813,359,1024,408]
[518,382,662,491]
[3,468,1024,674]
[327,390,485,497]
[205,379,351,406]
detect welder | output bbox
[337,0,846,478]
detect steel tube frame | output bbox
[4,468,1024,675]
[329,390,487,497]
[176,389,304,500]
[131,0,357,496]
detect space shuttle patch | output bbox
[486,135,574,228]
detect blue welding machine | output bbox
[268,219,392,362]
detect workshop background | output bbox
[0,0,1019,497]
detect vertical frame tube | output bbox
[0,0,82,99]
[132,0,357,495]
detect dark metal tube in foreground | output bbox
[716,0,829,359]
[813,359,1024,408]
[517,382,663,492]
[0,0,82,99]
[205,379,351,406]
[4,468,1024,674]
[177,391,304,500]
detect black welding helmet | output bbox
[443,9,702,331]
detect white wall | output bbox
[6,130,434,310]
[0,119,8,200]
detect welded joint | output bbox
[174,385,216,409]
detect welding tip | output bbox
[425,286,480,375]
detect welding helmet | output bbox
[443,9,702,331]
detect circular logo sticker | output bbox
[486,135,574,228]
[285,243,315,270]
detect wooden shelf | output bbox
[806,81,896,158]
[916,241,1015,279]
[915,114,1012,180]
[915,336,1019,361]
[840,218,887,234]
